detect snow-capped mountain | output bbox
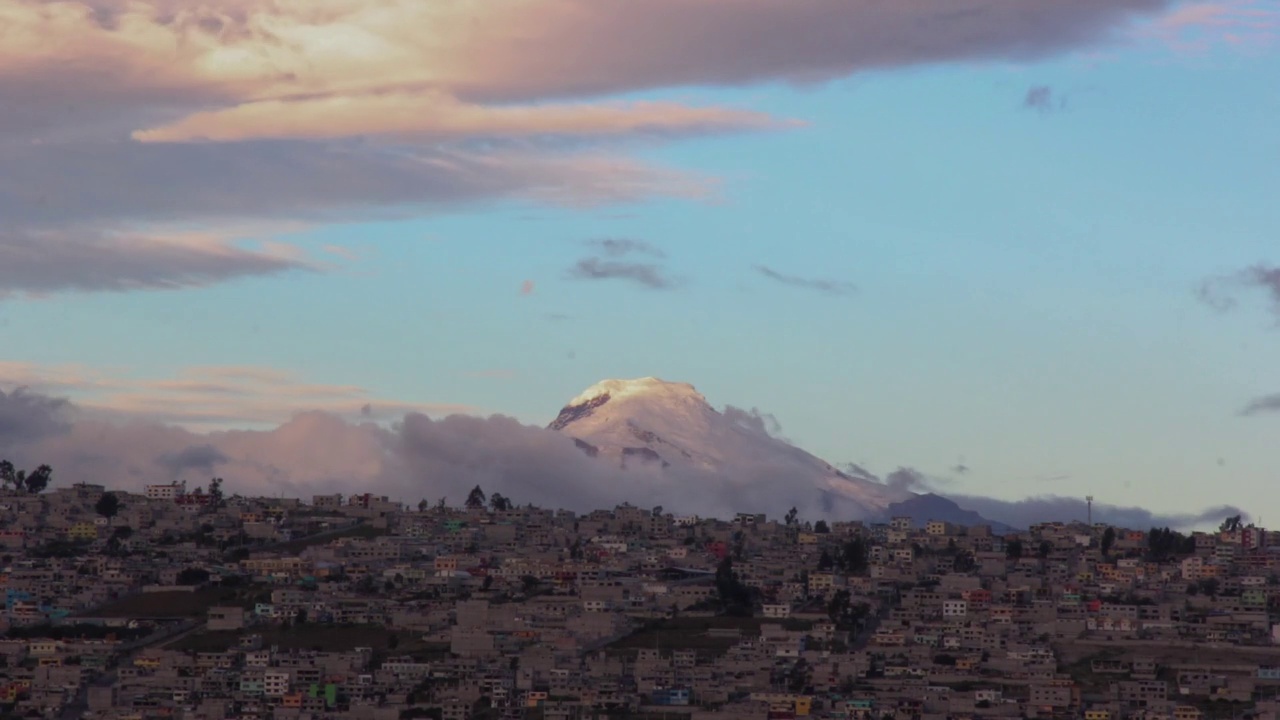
[548,377,911,518]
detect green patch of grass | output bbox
[167,624,450,660]
[269,525,389,555]
[81,585,271,619]
[605,615,812,659]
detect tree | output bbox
[814,520,830,534]
[207,478,224,509]
[1101,527,1116,555]
[418,499,428,513]
[1037,540,1052,559]
[838,538,869,575]
[22,465,51,494]
[176,568,211,586]
[1005,539,1024,560]
[0,461,52,494]
[784,507,798,526]
[651,506,664,518]
[817,549,835,571]
[489,493,512,512]
[95,492,121,522]
[1220,515,1243,534]
[465,485,487,510]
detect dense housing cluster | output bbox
[0,480,1276,720]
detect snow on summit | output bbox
[548,377,910,518]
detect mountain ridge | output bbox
[548,377,906,519]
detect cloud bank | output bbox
[0,383,1237,529]
[1,0,1185,298]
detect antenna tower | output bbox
[1086,496,1094,528]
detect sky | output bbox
[1,0,1278,525]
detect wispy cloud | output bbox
[1240,393,1280,417]
[755,265,856,296]
[1141,1,1280,53]
[590,238,667,258]
[0,231,313,299]
[568,238,676,289]
[567,258,675,289]
[1198,263,1280,319]
[1023,85,1065,113]
[0,362,474,429]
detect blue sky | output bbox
[1,0,1278,518]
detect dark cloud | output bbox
[0,139,694,297]
[567,258,675,289]
[1240,394,1280,417]
[946,493,1245,531]
[0,232,309,297]
[1198,264,1280,319]
[884,467,942,493]
[0,141,683,229]
[755,265,856,296]
[0,387,72,448]
[1023,85,1058,112]
[457,0,1177,103]
[155,443,229,477]
[589,238,666,258]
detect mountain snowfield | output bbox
[547,377,911,519]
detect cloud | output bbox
[589,238,666,258]
[1,0,1185,298]
[520,280,536,296]
[134,96,791,144]
[755,265,857,296]
[3,0,1177,138]
[946,493,1246,531]
[566,238,676,288]
[155,444,229,477]
[0,363,474,429]
[0,387,72,448]
[0,141,712,229]
[723,406,786,440]
[0,231,311,298]
[1198,264,1280,319]
[1023,85,1061,112]
[1141,1,1280,53]
[567,258,675,289]
[0,384,1246,527]
[1240,393,1280,417]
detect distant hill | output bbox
[880,493,1017,534]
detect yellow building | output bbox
[67,522,99,541]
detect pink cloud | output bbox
[4,0,1178,146]
[1140,1,1279,52]
[0,362,475,429]
[520,280,536,296]
[134,95,793,144]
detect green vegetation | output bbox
[167,624,449,660]
[82,584,271,619]
[605,616,812,659]
[268,524,388,555]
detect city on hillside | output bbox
[0,470,1274,720]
